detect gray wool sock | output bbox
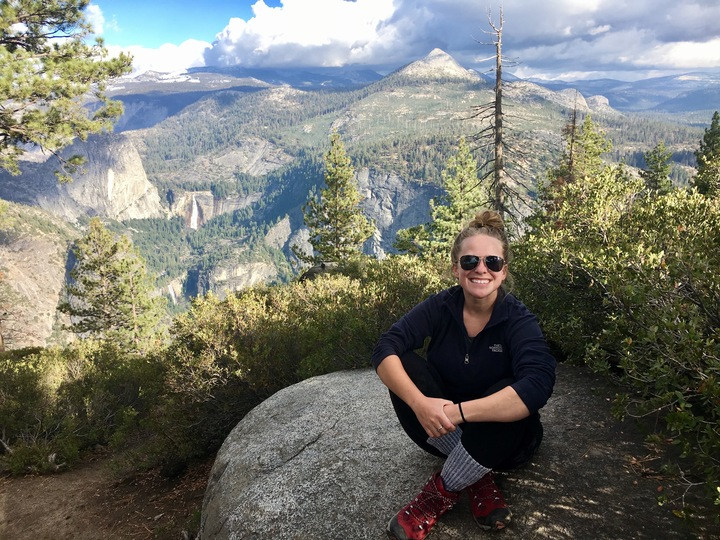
[440,442,490,492]
[426,426,462,456]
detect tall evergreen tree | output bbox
[537,114,612,222]
[641,141,673,195]
[295,132,373,264]
[571,115,612,181]
[693,111,720,197]
[0,0,132,181]
[58,218,164,352]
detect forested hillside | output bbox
[102,52,707,305]
[0,49,712,332]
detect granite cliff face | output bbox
[205,261,279,297]
[171,191,262,229]
[0,133,165,223]
[209,136,295,178]
[0,203,77,349]
[357,167,441,258]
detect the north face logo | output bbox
[489,344,503,353]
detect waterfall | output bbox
[167,284,177,305]
[190,194,199,230]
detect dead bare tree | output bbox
[469,8,535,227]
[491,12,505,215]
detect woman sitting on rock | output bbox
[372,210,557,540]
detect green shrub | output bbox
[0,347,74,473]
[165,255,450,395]
[515,169,720,498]
[0,348,55,438]
[362,254,454,331]
[145,255,450,468]
[0,340,166,474]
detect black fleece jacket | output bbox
[371,286,556,414]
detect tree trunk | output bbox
[493,21,505,219]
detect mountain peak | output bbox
[426,48,454,61]
[393,48,480,82]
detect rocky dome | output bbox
[394,48,480,82]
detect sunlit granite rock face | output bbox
[0,203,77,349]
[0,133,165,223]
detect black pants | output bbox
[388,351,543,470]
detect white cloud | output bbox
[96,0,720,80]
[109,40,211,75]
[88,2,209,75]
[588,24,611,36]
[636,38,720,69]
[85,4,105,36]
[204,0,397,68]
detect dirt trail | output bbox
[0,453,211,540]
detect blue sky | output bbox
[95,0,282,48]
[87,0,720,82]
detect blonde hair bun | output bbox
[469,210,504,232]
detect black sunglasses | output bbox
[459,255,505,272]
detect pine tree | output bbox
[0,0,133,181]
[693,111,720,197]
[537,114,612,223]
[58,218,164,352]
[394,224,428,256]
[572,115,612,181]
[295,133,373,264]
[429,137,487,255]
[640,142,673,195]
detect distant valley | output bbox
[0,48,717,348]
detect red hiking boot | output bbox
[467,472,511,530]
[387,472,459,540]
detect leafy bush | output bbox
[514,168,720,495]
[0,347,63,472]
[165,255,450,395]
[1,253,453,474]
[145,255,451,468]
[0,341,165,474]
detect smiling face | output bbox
[452,233,508,304]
